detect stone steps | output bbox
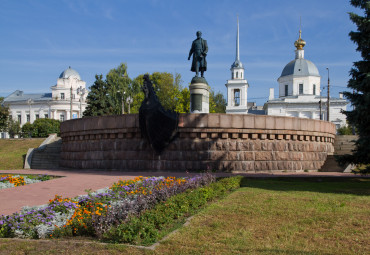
[31,138,62,169]
[320,135,357,172]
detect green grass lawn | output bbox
[0,138,44,170]
[0,177,369,255]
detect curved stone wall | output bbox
[60,114,335,172]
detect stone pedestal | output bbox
[189,77,210,113]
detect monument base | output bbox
[189,77,210,113]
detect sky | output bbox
[0,0,362,105]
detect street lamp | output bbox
[126,96,133,114]
[27,99,33,123]
[326,68,330,122]
[77,86,86,118]
[117,90,125,114]
[319,86,325,120]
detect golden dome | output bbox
[294,29,306,50]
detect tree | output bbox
[340,0,370,173]
[0,97,9,132]
[129,72,186,113]
[106,63,132,114]
[31,119,60,137]
[21,122,34,137]
[83,74,114,116]
[7,119,20,138]
[209,90,227,113]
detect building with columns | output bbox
[264,30,348,129]
[2,67,87,138]
[225,18,249,114]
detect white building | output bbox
[2,67,87,138]
[264,30,348,129]
[225,18,249,114]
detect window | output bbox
[61,93,65,100]
[72,94,75,99]
[285,85,288,96]
[299,84,303,95]
[236,72,238,78]
[17,115,21,124]
[234,89,240,106]
[44,114,49,119]
[313,84,316,95]
[60,115,65,122]
[27,114,30,123]
[232,72,234,79]
[241,72,243,79]
[35,114,39,120]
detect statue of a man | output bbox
[188,31,208,77]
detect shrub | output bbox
[30,118,60,137]
[337,125,354,135]
[21,122,34,138]
[103,176,243,245]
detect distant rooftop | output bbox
[3,90,52,103]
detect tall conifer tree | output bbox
[341,0,370,173]
[83,75,113,116]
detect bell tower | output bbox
[225,17,249,114]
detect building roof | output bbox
[267,95,348,104]
[59,66,81,80]
[280,58,320,78]
[3,90,52,103]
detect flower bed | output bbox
[0,174,217,240]
[0,174,53,190]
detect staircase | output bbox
[320,135,357,172]
[31,137,62,169]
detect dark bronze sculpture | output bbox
[139,75,179,154]
[188,31,208,77]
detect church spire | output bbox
[231,16,243,69]
[236,15,240,62]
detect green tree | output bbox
[31,118,60,137]
[129,72,185,113]
[84,74,114,116]
[0,97,9,132]
[340,0,370,173]
[106,63,132,114]
[7,119,20,138]
[21,122,34,137]
[178,87,190,113]
[337,125,354,135]
[209,90,227,113]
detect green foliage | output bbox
[21,122,34,138]
[0,97,9,132]
[103,176,243,245]
[28,119,60,137]
[340,0,370,173]
[84,62,227,116]
[7,119,21,138]
[105,63,133,115]
[337,125,354,135]
[84,74,113,116]
[209,90,227,113]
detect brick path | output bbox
[0,169,366,216]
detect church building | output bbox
[1,67,88,138]
[264,29,348,129]
[225,18,250,114]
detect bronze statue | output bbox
[139,75,178,154]
[188,31,208,77]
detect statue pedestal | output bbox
[189,77,210,113]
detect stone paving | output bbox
[0,169,366,216]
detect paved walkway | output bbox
[0,169,367,216]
